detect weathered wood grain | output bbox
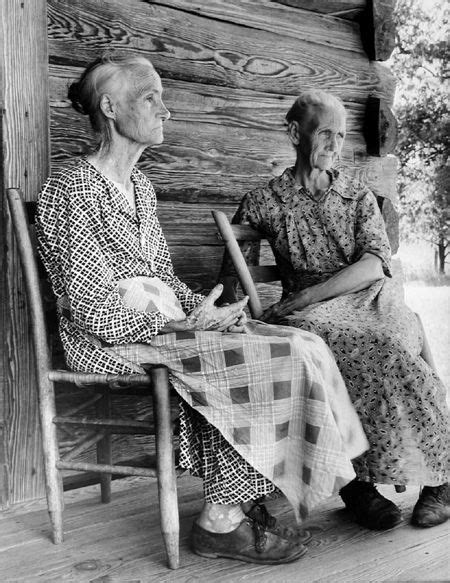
[1,0,400,509]
[149,0,363,52]
[0,0,49,506]
[360,0,396,61]
[49,66,368,133]
[47,0,395,101]
[273,0,366,19]
[49,108,397,202]
[363,96,398,155]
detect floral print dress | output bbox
[234,167,448,486]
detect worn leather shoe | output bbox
[411,484,450,527]
[339,479,402,530]
[191,517,308,564]
[245,501,312,544]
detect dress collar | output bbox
[272,166,357,202]
[80,157,156,218]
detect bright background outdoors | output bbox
[391,0,449,389]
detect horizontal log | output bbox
[49,67,368,134]
[150,0,363,52]
[50,109,397,201]
[168,245,225,289]
[273,1,365,20]
[47,0,394,100]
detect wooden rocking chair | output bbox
[7,188,181,569]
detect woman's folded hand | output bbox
[225,311,248,333]
[186,284,249,332]
[261,290,310,323]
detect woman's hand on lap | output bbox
[261,291,310,323]
[186,284,248,331]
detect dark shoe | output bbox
[411,484,450,528]
[191,517,308,564]
[339,479,402,530]
[245,501,312,545]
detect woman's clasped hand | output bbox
[162,284,248,333]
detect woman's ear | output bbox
[287,121,301,146]
[99,94,116,120]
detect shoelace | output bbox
[248,516,268,553]
[421,485,448,503]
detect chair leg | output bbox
[96,390,112,503]
[39,378,64,543]
[151,366,180,570]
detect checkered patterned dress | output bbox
[36,159,368,516]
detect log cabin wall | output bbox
[1,0,397,505]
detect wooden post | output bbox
[363,96,398,156]
[359,0,396,61]
[0,0,50,506]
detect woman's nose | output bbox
[329,135,338,151]
[160,101,170,121]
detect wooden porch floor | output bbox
[1,475,448,583]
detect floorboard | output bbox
[0,477,448,582]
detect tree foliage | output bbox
[391,0,449,271]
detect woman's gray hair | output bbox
[67,52,154,142]
[285,90,347,127]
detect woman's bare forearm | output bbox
[301,253,384,306]
[262,253,384,322]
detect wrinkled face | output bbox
[299,105,346,171]
[112,62,170,146]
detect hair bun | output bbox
[67,81,88,115]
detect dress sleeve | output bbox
[37,178,173,344]
[354,189,392,277]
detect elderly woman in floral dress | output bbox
[36,53,368,565]
[227,90,449,531]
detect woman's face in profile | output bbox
[112,63,170,147]
[299,105,346,171]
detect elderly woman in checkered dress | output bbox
[36,53,369,565]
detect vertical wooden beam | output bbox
[359,0,396,61]
[0,0,49,506]
[363,95,398,156]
